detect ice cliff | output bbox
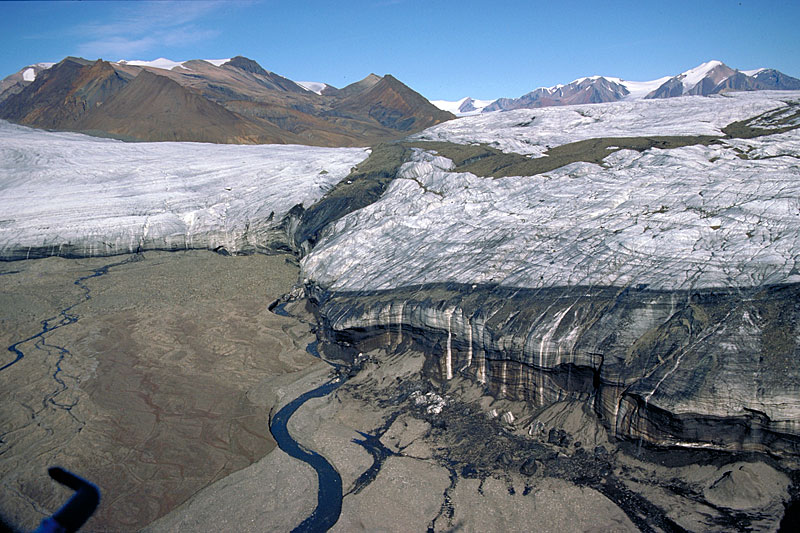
[3,88,799,455]
[301,92,800,455]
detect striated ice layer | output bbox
[302,132,800,293]
[311,283,800,454]
[411,91,800,157]
[0,121,369,259]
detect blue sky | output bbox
[1,0,799,101]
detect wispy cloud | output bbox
[72,1,230,60]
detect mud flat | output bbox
[0,251,318,532]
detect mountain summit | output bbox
[0,56,454,146]
[435,60,800,115]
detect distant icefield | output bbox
[412,91,797,157]
[0,122,369,259]
[303,91,800,292]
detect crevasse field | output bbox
[303,91,800,292]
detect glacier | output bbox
[0,120,369,259]
[302,131,800,292]
[413,91,797,157]
[300,91,800,455]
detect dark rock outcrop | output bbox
[751,69,800,91]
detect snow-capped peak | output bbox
[431,97,495,116]
[679,59,725,89]
[569,75,605,85]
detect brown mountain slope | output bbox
[0,55,455,146]
[332,74,454,132]
[0,57,129,129]
[328,73,384,99]
[78,70,297,144]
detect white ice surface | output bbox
[22,68,35,82]
[297,81,328,95]
[303,100,800,293]
[0,121,369,258]
[412,91,800,157]
[742,68,767,76]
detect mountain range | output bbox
[0,56,454,146]
[437,60,800,115]
[2,58,799,144]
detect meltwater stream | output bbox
[270,378,344,532]
[269,302,347,532]
[2,255,141,373]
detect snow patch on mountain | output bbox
[615,76,672,98]
[431,97,495,116]
[116,58,231,71]
[21,68,35,82]
[117,58,187,70]
[297,81,329,95]
[680,60,724,92]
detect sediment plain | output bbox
[0,251,318,531]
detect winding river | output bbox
[270,378,344,532]
[269,302,348,532]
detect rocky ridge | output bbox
[475,60,800,113]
